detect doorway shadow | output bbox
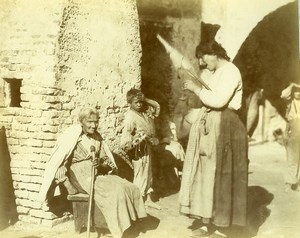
[122,215,160,238]
[0,126,18,230]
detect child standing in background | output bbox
[121,88,161,209]
[281,83,300,191]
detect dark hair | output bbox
[126,88,145,104]
[195,40,230,61]
[292,86,300,93]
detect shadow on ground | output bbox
[188,185,274,238]
[122,215,160,238]
[20,236,42,238]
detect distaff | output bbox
[156,33,211,91]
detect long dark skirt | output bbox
[179,108,248,227]
[213,109,248,227]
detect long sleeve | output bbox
[121,112,136,148]
[144,98,160,118]
[197,63,242,110]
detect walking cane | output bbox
[87,145,96,238]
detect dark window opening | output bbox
[4,78,22,108]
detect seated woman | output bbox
[39,107,147,238]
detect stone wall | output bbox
[55,0,142,147]
[0,0,141,226]
[0,0,65,226]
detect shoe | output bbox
[291,183,299,191]
[209,230,227,238]
[101,234,113,238]
[145,200,161,210]
[190,228,210,237]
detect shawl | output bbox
[38,124,116,202]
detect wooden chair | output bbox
[67,193,89,233]
[67,192,107,234]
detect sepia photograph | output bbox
[0,0,299,238]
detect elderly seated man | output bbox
[39,107,147,238]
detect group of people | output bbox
[37,23,299,238]
[38,26,249,238]
[39,88,163,238]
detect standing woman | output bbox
[178,38,248,237]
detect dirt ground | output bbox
[1,141,300,238]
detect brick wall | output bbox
[0,0,141,226]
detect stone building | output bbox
[0,0,298,227]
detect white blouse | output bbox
[195,62,243,110]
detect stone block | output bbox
[24,139,43,147]
[7,64,17,71]
[42,110,62,118]
[30,118,47,125]
[42,140,56,148]
[33,132,57,141]
[16,205,30,214]
[19,215,42,224]
[16,198,42,209]
[22,109,43,118]
[41,125,59,133]
[15,116,32,124]
[10,130,32,139]
[20,101,31,108]
[47,118,61,126]
[42,95,61,103]
[30,161,45,170]
[29,176,43,184]
[28,191,41,201]
[0,108,16,116]
[15,182,41,192]
[30,146,53,155]
[7,137,19,145]
[31,87,61,96]
[15,189,29,199]
[11,167,20,174]
[0,115,13,123]
[10,159,30,168]
[17,168,44,176]
[20,93,38,102]
[62,102,75,110]
[12,174,31,183]
[12,174,42,184]
[39,102,61,110]
[30,209,57,220]
[27,125,41,132]
[11,123,28,131]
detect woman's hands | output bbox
[183,80,199,93]
[177,68,201,93]
[149,137,159,146]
